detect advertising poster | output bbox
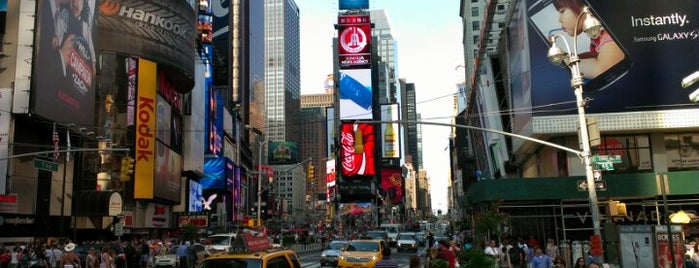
[337,15,371,69]
[134,59,156,199]
[178,214,208,228]
[268,141,299,165]
[655,225,685,268]
[206,89,223,156]
[33,0,97,125]
[513,0,699,133]
[339,123,375,176]
[154,142,182,203]
[381,104,400,158]
[326,107,335,158]
[665,134,699,169]
[145,203,170,228]
[380,167,404,205]
[326,159,337,202]
[339,69,373,120]
[188,180,203,212]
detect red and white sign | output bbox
[339,123,375,176]
[145,203,170,228]
[0,194,18,213]
[337,15,371,68]
[178,215,209,228]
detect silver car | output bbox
[396,232,418,252]
[320,240,348,267]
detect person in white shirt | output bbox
[44,244,63,268]
[484,239,502,266]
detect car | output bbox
[415,232,427,247]
[363,231,389,244]
[154,243,209,267]
[206,233,237,254]
[337,239,385,268]
[197,232,301,268]
[396,232,418,253]
[320,240,349,267]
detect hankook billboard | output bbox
[511,0,699,134]
[97,0,196,90]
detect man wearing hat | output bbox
[60,243,80,268]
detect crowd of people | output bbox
[0,238,201,268]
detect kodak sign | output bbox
[134,59,156,199]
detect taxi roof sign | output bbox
[230,229,271,253]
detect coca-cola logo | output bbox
[341,131,355,173]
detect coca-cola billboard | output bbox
[339,123,375,176]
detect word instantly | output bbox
[631,13,689,27]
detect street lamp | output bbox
[246,125,267,226]
[546,6,603,241]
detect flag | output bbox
[66,128,71,162]
[52,123,59,161]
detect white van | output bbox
[206,233,237,254]
[379,223,402,247]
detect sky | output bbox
[296,0,465,213]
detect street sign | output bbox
[578,180,607,191]
[592,155,622,163]
[593,170,602,181]
[596,162,615,171]
[114,223,123,236]
[33,158,58,172]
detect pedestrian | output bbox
[499,239,513,268]
[1,248,11,268]
[60,243,80,268]
[409,255,421,268]
[425,247,438,268]
[545,238,560,260]
[100,246,112,268]
[9,247,18,268]
[374,247,398,268]
[176,242,188,268]
[529,247,552,268]
[427,233,435,249]
[45,244,62,268]
[484,239,501,264]
[186,242,198,268]
[85,249,98,268]
[553,256,566,268]
[573,257,586,268]
[436,240,456,268]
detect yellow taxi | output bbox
[337,238,387,268]
[199,230,301,268]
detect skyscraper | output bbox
[264,0,301,143]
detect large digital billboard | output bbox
[339,123,375,176]
[189,180,203,212]
[326,159,337,202]
[154,141,182,202]
[97,0,196,89]
[205,89,224,156]
[326,107,335,158]
[33,0,97,125]
[518,0,699,120]
[339,69,373,120]
[134,59,156,199]
[337,15,371,69]
[201,157,225,190]
[381,104,400,158]
[339,0,369,10]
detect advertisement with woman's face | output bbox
[524,0,699,114]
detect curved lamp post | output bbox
[546,5,604,248]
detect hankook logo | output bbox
[99,0,188,38]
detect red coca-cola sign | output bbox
[340,123,375,176]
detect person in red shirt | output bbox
[436,240,456,268]
[527,235,540,249]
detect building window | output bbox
[472,21,480,31]
[665,133,699,171]
[471,7,479,17]
[592,135,652,173]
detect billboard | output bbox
[144,203,170,228]
[268,141,299,165]
[201,157,226,190]
[326,159,337,202]
[380,167,403,205]
[97,0,196,88]
[205,89,224,156]
[188,180,203,212]
[339,123,375,176]
[33,0,97,125]
[338,0,369,10]
[154,141,182,202]
[326,107,335,158]
[134,59,156,199]
[157,72,184,152]
[517,0,699,123]
[337,15,371,69]
[381,104,400,158]
[339,69,373,120]
[654,225,685,268]
[0,88,10,195]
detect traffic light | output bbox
[248,219,260,227]
[120,157,135,181]
[607,200,627,217]
[307,163,315,182]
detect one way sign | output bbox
[577,180,607,191]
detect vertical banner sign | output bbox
[339,123,375,176]
[381,104,400,158]
[337,15,371,69]
[655,225,685,268]
[380,167,403,205]
[0,88,11,195]
[135,59,157,199]
[326,159,336,202]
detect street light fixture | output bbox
[246,125,267,226]
[546,6,603,242]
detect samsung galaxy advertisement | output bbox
[517,0,699,119]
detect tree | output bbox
[473,200,507,245]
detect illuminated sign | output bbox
[134,59,156,199]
